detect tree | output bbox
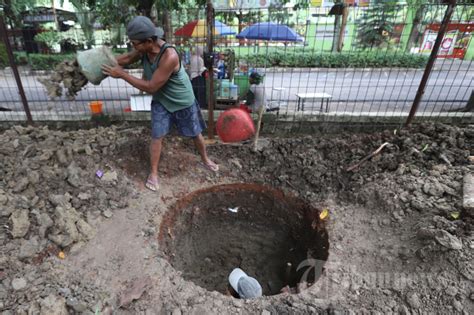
[0,0,43,27]
[356,0,400,49]
[401,0,430,52]
[96,0,135,46]
[60,0,96,48]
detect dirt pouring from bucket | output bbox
[0,123,473,314]
[38,59,88,100]
[159,183,329,296]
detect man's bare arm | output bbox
[116,50,142,66]
[102,50,179,94]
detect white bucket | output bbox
[130,94,152,111]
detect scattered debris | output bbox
[347,142,390,172]
[228,207,239,213]
[319,208,329,220]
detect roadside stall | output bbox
[174,19,238,109]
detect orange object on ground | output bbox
[89,101,103,114]
[216,108,255,143]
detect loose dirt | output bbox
[38,60,88,100]
[0,123,473,314]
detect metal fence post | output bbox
[206,0,215,139]
[405,0,457,126]
[0,15,33,124]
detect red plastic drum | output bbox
[216,108,255,143]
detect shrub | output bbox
[0,43,8,68]
[237,51,428,68]
[28,53,74,70]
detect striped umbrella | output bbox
[174,19,235,37]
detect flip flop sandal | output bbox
[145,178,160,192]
[198,161,219,172]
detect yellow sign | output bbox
[311,0,323,6]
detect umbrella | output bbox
[174,19,235,37]
[236,22,303,42]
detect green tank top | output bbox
[142,43,195,112]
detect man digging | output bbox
[102,16,218,192]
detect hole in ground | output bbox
[159,183,329,296]
[115,137,196,181]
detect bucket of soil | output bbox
[159,183,329,296]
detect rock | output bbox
[55,149,69,165]
[398,305,410,315]
[453,299,463,312]
[423,182,445,197]
[49,206,80,247]
[12,278,27,291]
[261,310,271,315]
[102,210,113,218]
[66,162,82,188]
[0,194,7,205]
[66,297,88,313]
[0,204,14,217]
[230,158,243,170]
[434,230,462,250]
[406,292,421,309]
[417,227,437,240]
[35,212,53,238]
[102,170,118,183]
[171,308,182,315]
[27,171,40,184]
[48,194,72,207]
[27,302,41,314]
[463,173,474,212]
[445,286,458,296]
[40,294,68,315]
[78,192,91,201]
[18,237,39,260]
[10,209,30,238]
[12,177,30,193]
[76,219,95,240]
[85,144,93,155]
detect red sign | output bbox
[422,23,473,59]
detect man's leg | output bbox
[149,137,163,183]
[193,134,218,171]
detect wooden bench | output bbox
[296,92,332,112]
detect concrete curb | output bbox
[463,173,474,212]
[0,110,472,124]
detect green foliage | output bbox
[14,52,29,65]
[356,1,401,49]
[23,49,428,71]
[238,51,428,68]
[34,31,62,51]
[0,43,8,69]
[27,53,74,70]
[2,0,37,27]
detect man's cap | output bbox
[228,268,262,299]
[127,16,164,40]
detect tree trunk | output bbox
[162,10,172,43]
[137,0,154,17]
[332,15,341,53]
[406,5,425,52]
[238,11,245,46]
[337,6,348,52]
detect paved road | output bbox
[1,67,472,113]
